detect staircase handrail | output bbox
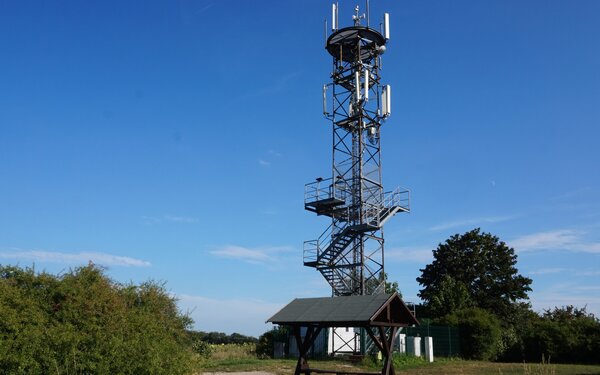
[303,221,336,264]
[384,186,410,212]
[304,178,331,204]
[303,239,319,264]
[304,177,350,205]
[362,201,382,227]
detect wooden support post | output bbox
[293,325,323,375]
[365,327,384,353]
[293,326,306,375]
[378,326,397,375]
[365,326,398,375]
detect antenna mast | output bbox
[303,4,409,300]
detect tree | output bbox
[427,274,473,318]
[417,228,532,320]
[383,272,402,298]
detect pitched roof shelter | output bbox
[267,293,418,375]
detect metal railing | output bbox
[304,178,333,204]
[384,186,410,212]
[303,239,319,264]
[357,186,410,228]
[304,183,409,264]
[361,201,382,227]
[304,178,350,205]
[372,281,386,294]
[303,223,334,264]
[303,219,353,265]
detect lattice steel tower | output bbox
[304,3,409,297]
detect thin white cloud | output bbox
[177,294,283,337]
[574,243,600,253]
[0,249,151,267]
[510,229,600,254]
[527,268,566,276]
[531,293,600,317]
[210,245,293,265]
[576,270,600,277]
[527,268,600,277]
[550,187,592,201]
[141,215,161,224]
[511,230,578,251]
[572,285,600,292]
[257,150,281,168]
[141,214,198,224]
[240,71,301,99]
[164,215,198,223]
[429,215,516,231]
[530,283,600,318]
[386,246,433,263]
[179,1,214,25]
[292,275,334,297]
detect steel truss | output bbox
[303,6,409,354]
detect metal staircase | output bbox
[303,180,409,295]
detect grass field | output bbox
[193,344,600,375]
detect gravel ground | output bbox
[202,372,276,375]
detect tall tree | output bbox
[427,274,473,318]
[417,228,532,320]
[383,272,402,298]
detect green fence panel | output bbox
[403,325,460,357]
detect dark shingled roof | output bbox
[267,292,418,327]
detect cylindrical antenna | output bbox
[384,13,390,40]
[324,19,328,47]
[323,84,328,115]
[355,71,361,102]
[382,85,391,116]
[332,3,338,31]
[382,87,387,116]
[363,68,369,101]
[366,0,370,28]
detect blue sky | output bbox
[1,0,599,337]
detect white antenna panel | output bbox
[322,84,328,115]
[355,71,361,101]
[384,13,390,40]
[382,85,391,116]
[332,3,338,31]
[363,68,369,101]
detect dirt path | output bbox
[202,372,276,375]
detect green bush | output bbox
[192,339,213,358]
[439,307,502,360]
[256,326,288,359]
[0,264,193,374]
[520,306,600,364]
[256,329,276,358]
